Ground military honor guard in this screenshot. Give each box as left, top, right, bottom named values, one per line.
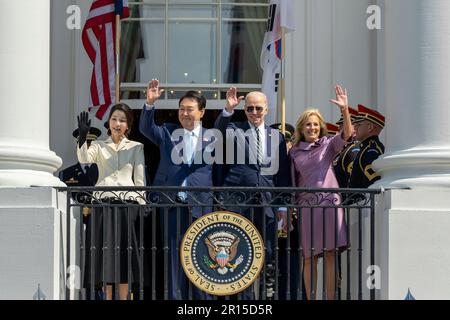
left=59, top=126, right=102, bottom=299
left=269, top=122, right=301, bottom=299
left=348, top=104, right=385, bottom=188
left=270, top=122, right=296, bottom=151
left=332, top=107, right=360, bottom=189
left=59, top=127, right=102, bottom=204
left=326, top=122, right=340, bottom=136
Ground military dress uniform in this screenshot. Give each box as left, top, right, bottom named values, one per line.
left=348, top=104, right=385, bottom=189
left=332, top=106, right=363, bottom=189
left=326, top=122, right=340, bottom=136
left=330, top=107, right=360, bottom=299
left=270, top=123, right=300, bottom=299
left=345, top=106, right=385, bottom=298
left=59, top=162, right=99, bottom=215
left=59, top=127, right=101, bottom=299
left=348, top=135, right=384, bottom=188
left=333, top=142, right=360, bottom=189
left=59, top=163, right=98, bottom=190
left=59, top=127, right=101, bottom=216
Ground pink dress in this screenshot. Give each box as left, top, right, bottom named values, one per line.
left=289, top=134, right=348, bottom=258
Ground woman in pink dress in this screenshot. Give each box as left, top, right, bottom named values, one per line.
left=289, top=85, right=353, bottom=300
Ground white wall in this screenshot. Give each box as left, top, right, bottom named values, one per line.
left=285, top=0, right=379, bottom=128
left=51, top=0, right=107, bottom=174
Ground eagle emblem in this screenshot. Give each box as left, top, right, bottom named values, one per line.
left=204, top=231, right=243, bottom=275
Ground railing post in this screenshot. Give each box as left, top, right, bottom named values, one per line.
left=65, top=189, right=71, bottom=300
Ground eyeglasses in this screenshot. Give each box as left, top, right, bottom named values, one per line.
left=245, top=105, right=265, bottom=113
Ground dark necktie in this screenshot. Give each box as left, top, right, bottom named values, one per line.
left=256, top=127, right=263, bottom=165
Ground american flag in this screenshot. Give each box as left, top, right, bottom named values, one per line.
left=82, top=0, right=130, bottom=120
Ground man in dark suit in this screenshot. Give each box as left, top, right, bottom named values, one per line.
left=214, top=87, right=291, bottom=299
left=139, top=79, right=213, bottom=300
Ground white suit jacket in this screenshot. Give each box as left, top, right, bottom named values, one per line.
left=77, top=137, right=146, bottom=202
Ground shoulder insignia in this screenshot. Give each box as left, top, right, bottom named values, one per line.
left=364, top=164, right=380, bottom=181
left=347, top=161, right=354, bottom=175
left=333, top=157, right=339, bottom=166
left=369, top=140, right=384, bottom=154
left=366, top=148, right=381, bottom=154
left=340, top=143, right=355, bottom=171
left=65, top=177, right=79, bottom=184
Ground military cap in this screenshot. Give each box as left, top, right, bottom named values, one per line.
left=352, top=104, right=385, bottom=128
left=326, top=122, right=340, bottom=136
left=270, top=122, right=295, bottom=141
left=72, top=127, right=102, bottom=141
left=336, top=106, right=359, bottom=125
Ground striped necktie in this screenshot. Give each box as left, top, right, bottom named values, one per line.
left=256, top=127, right=263, bottom=165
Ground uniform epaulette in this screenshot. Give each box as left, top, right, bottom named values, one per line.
left=358, top=142, right=381, bottom=182
left=368, top=139, right=384, bottom=154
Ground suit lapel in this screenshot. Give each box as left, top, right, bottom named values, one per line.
left=105, top=137, right=115, bottom=150
left=169, top=125, right=183, bottom=158
left=116, top=137, right=130, bottom=151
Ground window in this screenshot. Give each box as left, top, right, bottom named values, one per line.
left=120, top=0, right=269, bottom=108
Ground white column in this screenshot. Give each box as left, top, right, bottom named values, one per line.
left=373, top=0, right=450, bottom=188
left=372, top=0, right=450, bottom=300
left=0, top=0, right=63, bottom=186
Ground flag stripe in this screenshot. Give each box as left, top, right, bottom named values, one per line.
left=82, top=0, right=129, bottom=120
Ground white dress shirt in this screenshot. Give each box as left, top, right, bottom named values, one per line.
left=248, top=122, right=266, bottom=163
left=221, top=108, right=267, bottom=162
left=221, top=109, right=286, bottom=213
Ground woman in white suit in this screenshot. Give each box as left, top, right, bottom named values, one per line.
left=77, top=103, right=146, bottom=300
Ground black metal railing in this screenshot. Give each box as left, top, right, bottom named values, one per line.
left=57, top=186, right=381, bottom=300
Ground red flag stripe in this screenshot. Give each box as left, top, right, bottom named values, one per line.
left=82, top=0, right=129, bottom=120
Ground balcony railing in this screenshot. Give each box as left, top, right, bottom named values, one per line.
left=57, top=186, right=381, bottom=300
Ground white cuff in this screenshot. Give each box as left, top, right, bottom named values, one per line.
left=222, top=109, right=234, bottom=117
left=144, top=103, right=155, bottom=110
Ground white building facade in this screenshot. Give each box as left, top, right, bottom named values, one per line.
left=1, top=0, right=450, bottom=299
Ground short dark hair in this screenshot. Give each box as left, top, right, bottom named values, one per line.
left=106, top=103, right=134, bottom=137
left=178, top=91, right=207, bottom=110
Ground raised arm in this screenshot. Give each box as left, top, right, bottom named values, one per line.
left=330, top=84, right=352, bottom=141
left=146, top=78, right=164, bottom=105
left=76, top=111, right=98, bottom=163
left=214, top=87, right=244, bottom=131
left=225, top=87, right=244, bottom=113
left=139, top=79, right=166, bottom=144
left=77, top=111, right=90, bottom=148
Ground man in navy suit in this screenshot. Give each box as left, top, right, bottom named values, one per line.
left=214, top=87, right=291, bottom=299
left=139, top=79, right=213, bottom=300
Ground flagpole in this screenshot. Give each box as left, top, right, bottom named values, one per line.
left=280, top=27, right=286, bottom=135
left=115, top=14, right=121, bottom=103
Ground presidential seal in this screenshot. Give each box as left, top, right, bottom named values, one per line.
left=181, top=211, right=265, bottom=296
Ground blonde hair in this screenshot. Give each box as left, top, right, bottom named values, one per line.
left=293, top=109, right=328, bottom=145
